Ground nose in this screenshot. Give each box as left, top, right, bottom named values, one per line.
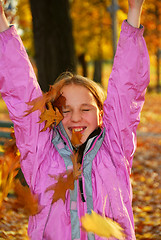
left=71, top=110, right=81, bottom=122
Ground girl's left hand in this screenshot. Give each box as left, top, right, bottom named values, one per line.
left=128, top=0, right=145, bottom=10
left=127, top=0, right=145, bottom=27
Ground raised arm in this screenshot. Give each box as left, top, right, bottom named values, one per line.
left=127, top=0, right=145, bottom=28
left=0, top=2, right=47, bottom=186
left=0, top=1, right=9, bottom=32
left=103, top=0, right=150, bottom=172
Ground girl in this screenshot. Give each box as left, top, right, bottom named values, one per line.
left=0, top=0, right=149, bottom=239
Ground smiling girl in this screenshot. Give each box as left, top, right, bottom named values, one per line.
left=0, top=0, right=149, bottom=239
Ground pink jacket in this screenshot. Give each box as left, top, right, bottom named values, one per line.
left=0, top=20, right=150, bottom=240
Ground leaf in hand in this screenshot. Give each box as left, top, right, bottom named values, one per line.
left=46, top=170, right=75, bottom=204
left=81, top=210, right=125, bottom=239
left=71, top=129, right=82, bottom=147
left=38, top=102, right=63, bottom=131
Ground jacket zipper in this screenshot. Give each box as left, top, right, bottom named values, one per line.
left=80, top=130, right=103, bottom=203
left=42, top=204, right=52, bottom=240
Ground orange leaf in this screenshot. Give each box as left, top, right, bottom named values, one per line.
left=46, top=170, right=75, bottom=204
left=46, top=151, right=82, bottom=204
left=24, top=93, right=49, bottom=115
left=14, top=180, right=41, bottom=216
left=52, top=93, right=66, bottom=114
left=71, top=129, right=82, bottom=147
left=0, top=136, right=20, bottom=208
left=71, top=152, right=81, bottom=179
left=38, top=103, right=63, bottom=131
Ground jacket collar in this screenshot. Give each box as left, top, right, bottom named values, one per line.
left=52, top=121, right=104, bottom=156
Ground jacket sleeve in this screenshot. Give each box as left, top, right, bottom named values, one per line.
left=0, top=26, right=48, bottom=186
left=103, top=20, right=150, bottom=173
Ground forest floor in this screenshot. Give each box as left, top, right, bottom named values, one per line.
left=0, top=92, right=161, bottom=240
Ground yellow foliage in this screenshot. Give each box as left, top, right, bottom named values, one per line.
left=81, top=210, right=124, bottom=239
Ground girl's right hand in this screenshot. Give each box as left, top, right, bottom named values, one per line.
left=0, top=1, right=3, bottom=15
left=0, top=0, right=9, bottom=32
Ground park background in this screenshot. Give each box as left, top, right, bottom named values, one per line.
left=0, top=0, right=161, bottom=239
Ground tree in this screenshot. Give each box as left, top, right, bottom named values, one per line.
left=29, top=0, right=76, bottom=92
left=71, top=0, right=112, bottom=84
left=16, top=0, right=34, bottom=57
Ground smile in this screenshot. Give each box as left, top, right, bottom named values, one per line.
left=69, top=127, right=86, bottom=133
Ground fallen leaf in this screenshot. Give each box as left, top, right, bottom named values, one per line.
left=38, top=103, right=63, bottom=131
left=46, top=170, right=75, bottom=203
left=71, top=152, right=81, bottom=179
left=51, top=93, right=66, bottom=114
left=46, top=151, right=81, bottom=204
left=14, top=180, right=41, bottom=216
left=81, top=210, right=124, bottom=239
left=25, top=93, right=49, bottom=115
left=0, top=135, right=20, bottom=209
left=71, top=129, right=82, bottom=146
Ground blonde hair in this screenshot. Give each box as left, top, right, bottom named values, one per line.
left=53, top=72, right=106, bottom=111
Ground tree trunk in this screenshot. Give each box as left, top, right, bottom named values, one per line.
left=78, top=53, right=87, bottom=77
left=93, top=59, right=102, bottom=84
left=29, top=0, right=76, bottom=92
left=156, top=50, right=161, bottom=92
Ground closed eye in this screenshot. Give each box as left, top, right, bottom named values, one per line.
left=63, top=110, right=70, bottom=114
left=82, top=109, right=90, bottom=112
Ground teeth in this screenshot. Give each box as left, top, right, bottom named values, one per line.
left=74, top=128, right=83, bottom=132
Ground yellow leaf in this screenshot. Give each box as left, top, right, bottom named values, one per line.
left=142, top=206, right=153, bottom=212
left=81, top=210, right=124, bottom=239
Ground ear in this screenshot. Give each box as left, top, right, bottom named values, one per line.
left=99, top=110, right=103, bottom=126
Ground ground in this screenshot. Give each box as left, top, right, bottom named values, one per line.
left=0, top=92, right=161, bottom=239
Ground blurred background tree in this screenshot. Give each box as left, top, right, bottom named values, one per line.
left=4, top=0, right=161, bottom=91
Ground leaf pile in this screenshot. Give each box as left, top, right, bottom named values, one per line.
left=132, top=136, right=161, bottom=240
left=132, top=93, right=161, bottom=239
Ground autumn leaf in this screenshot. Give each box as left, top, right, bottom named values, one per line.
left=3, top=131, right=19, bottom=156
left=38, top=103, right=63, bottom=131
left=0, top=136, right=20, bottom=209
left=81, top=210, right=124, bottom=239
left=46, top=150, right=81, bottom=204
left=24, top=86, right=66, bottom=116
left=51, top=93, right=66, bottom=114
left=24, top=93, right=49, bottom=115
left=14, top=180, right=41, bottom=216
left=71, top=129, right=82, bottom=146
left=46, top=170, right=75, bottom=203
left=71, top=152, right=81, bottom=179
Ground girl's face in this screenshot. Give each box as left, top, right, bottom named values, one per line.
left=61, top=84, right=102, bottom=144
